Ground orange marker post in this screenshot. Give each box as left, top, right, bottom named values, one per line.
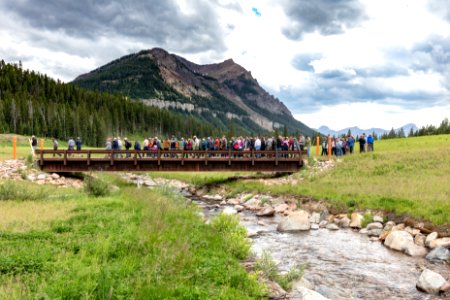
left=316, top=136, right=319, bottom=156
left=13, top=136, right=17, bottom=160
left=40, top=138, right=44, bottom=150
left=327, top=135, right=331, bottom=161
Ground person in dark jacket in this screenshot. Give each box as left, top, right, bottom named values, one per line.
left=134, top=140, right=142, bottom=158
left=359, top=134, right=366, bottom=153
left=75, top=137, right=82, bottom=151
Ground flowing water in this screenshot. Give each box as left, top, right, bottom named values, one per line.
left=198, top=201, right=450, bottom=300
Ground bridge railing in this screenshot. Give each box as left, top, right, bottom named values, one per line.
left=35, top=149, right=306, bottom=166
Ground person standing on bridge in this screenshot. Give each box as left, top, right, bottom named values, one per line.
left=52, top=137, right=61, bottom=157
left=75, top=137, right=82, bottom=151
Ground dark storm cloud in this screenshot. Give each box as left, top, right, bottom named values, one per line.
left=1, top=0, right=226, bottom=54
left=281, top=0, right=367, bottom=40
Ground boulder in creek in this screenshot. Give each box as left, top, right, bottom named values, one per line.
left=384, top=221, right=396, bottom=231
left=373, top=215, right=384, bottom=223
left=37, top=173, right=47, bottom=180
left=290, top=286, right=331, bottom=300
left=359, top=228, right=369, bottom=235
left=235, top=205, right=244, bottom=212
left=428, top=237, right=450, bottom=249
left=311, top=224, right=319, bottom=230
left=265, top=280, right=287, bottom=299
left=405, top=226, right=421, bottom=236
left=51, top=173, right=60, bottom=179
left=416, top=269, right=447, bottom=295
left=366, top=222, right=383, bottom=230
left=309, top=212, right=321, bottom=224
left=367, top=228, right=383, bottom=237
left=414, top=234, right=426, bottom=247
left=425, top=246, right=450, bottom=262
left=202, top=194, right=222, bottom=201
left=384, top=231, right=414, bottom=252
left=404, top=244, right=428, bottom=257
left=274, top=203, right=289, bottom=214
left=256, top=207, right=275, bottom=217
left=378, top=230, right=390, bottom=241
left=226, top=198, right=240, bottom=205
left=392, top=223, right=405, bottom=231
left=326, top=223, right=339, bottom=230
left=425, top=232, right=438, bottom=247
left=350, top=213, right=363, bottom=228
left=277, top=210, right=311, bottom=232
left=337, top=216, right=350, bottom=228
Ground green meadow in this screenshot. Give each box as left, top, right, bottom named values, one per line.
left=0, top=178, right=264, bottom=299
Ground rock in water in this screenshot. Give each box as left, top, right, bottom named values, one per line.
left=428, top=237, right=450, bottom=249
left=416, top=269, right=447, bottom=295
left=265, top=280, right=287, bottom=299
left=425, top=232, right=438, bottom=247
left=425, top=247, right=450, bottom=262
left=404, top=244, right=427, bottom=257
left=350, top=213, right=363, bottom=228
left=256, top=207, right=275, bottom=217
left=291, top=286, right=331, bottom=300
left=326, top=223, right=339, bottom=230
left=384, top=231, right=414, bottom=252
left=277, top=210, right=311, bottom=232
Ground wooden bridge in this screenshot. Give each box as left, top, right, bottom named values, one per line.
left=34, top=149, right=306, bottom=172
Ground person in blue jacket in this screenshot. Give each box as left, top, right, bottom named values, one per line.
left=367, top=134, right=374, bottom=152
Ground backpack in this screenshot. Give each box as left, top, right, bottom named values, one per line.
left=233, top=142, right=239, bottom=150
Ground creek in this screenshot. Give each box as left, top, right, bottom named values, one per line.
left=195, top=200, right=450, bottom=300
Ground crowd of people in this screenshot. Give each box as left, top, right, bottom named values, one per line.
left=321, top=133, right=375, bottom=156
left=42, top=133, right=375, bottom=158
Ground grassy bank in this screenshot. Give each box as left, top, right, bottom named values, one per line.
left=150, top=135, right=450, bottom=226
left=0, top=178, right=264, bottom=299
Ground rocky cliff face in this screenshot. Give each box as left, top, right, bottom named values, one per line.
left=73, top=48, right=313, bottom=135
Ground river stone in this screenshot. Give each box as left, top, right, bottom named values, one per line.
left=291, top=277, right=315, bottom=290
left=37, top=173, right=47, bottom=180
left=405, top=226, right=421, bottom=236
left=319, top=220, right=328, bottom=228
left=359, top=228, right=369, bottom=234
left=326, top=223, right=339, bottom=230
left=265, top=280, right=287, bottom=299
left=373, top=215, right=384, bottom=223
left=256, top=207, right=275, bottom=217
left=277, top=210, right=311, bottom=232
left=384, top=221, right=396, bottom=231
left=311, top=223, right=319, bottom=230
left=367, top=228, right=382, bottom=237
left=292, top=287, right=331, bottom=300
left=428, top=237, right=450, bottom=249
left=366, top=222, right=383, bottom=230
left=203, top=194, right=222, bottom=201
left=310, top=212, right=321, bottom=224
left=384, top=231, right=414, bottom=252
left=235, top=205, right=244, bottom=212
left=350, top=213, right=363, bottom=228
left=51, top=173, right=60, bottom=179
left=144, top=180, right=155, bottom=187
left=416, top=269, right=447, bottom=295
left=337, top=216, right=350, bottom=228
left=414, top=234, right=426, bottom=247
left=425, top=246, right=450, bottom=262
left=405, top=244, right=428, bottom=257
left=274, top=203, right=289, bottom=214
left=425, top=232, right=438, bottom=247
left=392, top=223, right=405, bottom=231
left=378, top=230, right=390, bottom=241
left=227, top=199, right=240, bottom=205
left=222, top=206, right=237, bottom=215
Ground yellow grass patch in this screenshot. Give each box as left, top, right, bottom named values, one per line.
left=0, top=201, right=76, bottom=232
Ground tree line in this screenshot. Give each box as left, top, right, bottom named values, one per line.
left=380, top=119, right=450, bottom=140
left=0, top=60, right=248, bottom=146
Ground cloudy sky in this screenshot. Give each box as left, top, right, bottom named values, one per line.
left=1, top=0, right=449, bottom=130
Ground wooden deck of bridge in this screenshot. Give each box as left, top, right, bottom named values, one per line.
left=34, top=149, right=306, bottom=172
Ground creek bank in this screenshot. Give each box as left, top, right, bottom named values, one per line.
left=0, top=159, right=83, bottom=188
left=121, top=173, right=450, bottom=299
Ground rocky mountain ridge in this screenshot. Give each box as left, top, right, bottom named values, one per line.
left=73, top=48, right=314, bottom=136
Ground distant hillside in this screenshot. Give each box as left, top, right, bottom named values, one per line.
left=72, top=48, right=315, bottom=137
left=316, top=124, right=419, bottom=137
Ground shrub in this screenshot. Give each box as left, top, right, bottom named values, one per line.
left=84, top=176, right=110, bottom=197
left=210, top=213, right=250, bottom=259
left=0, top=181, right=45, bottom=201
left=361, top=213, right=373, bottom=228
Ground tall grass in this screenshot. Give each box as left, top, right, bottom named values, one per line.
left=0, top=178, right=264, bottom=299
